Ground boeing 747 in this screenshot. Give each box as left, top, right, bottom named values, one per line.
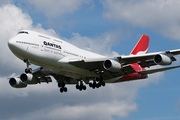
left=8, top=30, right=180, bottom=93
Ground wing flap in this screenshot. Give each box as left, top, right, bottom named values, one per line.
left=138, top=60, right=156, bottom=68
left=122, top=65, right=136, bottom=75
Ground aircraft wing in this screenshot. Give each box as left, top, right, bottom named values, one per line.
left=70, top=49, right=180, bottom=68
left=138, top=65, right=180, bottom=74
left=69, top=49, right=180, bottom=77
left=118, top=49, right=180, bottom=67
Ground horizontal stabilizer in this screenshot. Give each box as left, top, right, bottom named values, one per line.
left=138, top=65, right=180, bottom=74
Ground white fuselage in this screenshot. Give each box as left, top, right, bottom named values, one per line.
left=8, top=31, right=179, bottom=92
left=8, top=30, right=107, bottom=79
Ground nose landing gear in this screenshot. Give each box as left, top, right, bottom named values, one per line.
left=24, top=59, right=32, bottom=73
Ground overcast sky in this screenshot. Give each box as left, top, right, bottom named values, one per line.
left=1, top=0, right=180, bottom=120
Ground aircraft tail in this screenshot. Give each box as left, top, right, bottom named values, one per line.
left=130, top=35, right=150, bottom=55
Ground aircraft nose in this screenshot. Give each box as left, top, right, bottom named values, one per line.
left=8, top=38, right=16, bottom=50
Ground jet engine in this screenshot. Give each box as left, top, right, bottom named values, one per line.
left=20, top=73, right=52, bottom=84
left=9, top=77, right=27, bottom=88
left=154, top=54, right=172, bottom=65
left=103, top=59, right=121, bottom=72
left=20, top=73, right=39, bottom=84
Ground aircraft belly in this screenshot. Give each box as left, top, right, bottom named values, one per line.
left=104, top=76, right=123, bottom=83
left=55, top=65, right=98, bottom=79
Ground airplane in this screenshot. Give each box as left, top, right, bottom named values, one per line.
left=8, top=30, right=180, bottom=93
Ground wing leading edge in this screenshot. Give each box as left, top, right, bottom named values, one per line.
left=138, top=65, right=180, bottom=74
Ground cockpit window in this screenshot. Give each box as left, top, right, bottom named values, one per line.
left=18, top=31, right=29, bottom=34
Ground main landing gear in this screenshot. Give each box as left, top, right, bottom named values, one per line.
left=58, top=82, right=67, bottom=93
left=24, top=59, right=32, bottom=73
left=76, top=80, right=86, bottom=91
left=75, top=77, right=105, bottom=92
left=57, top=76, right=106, bottom=93
left=89, top=77, right=105, bottom=89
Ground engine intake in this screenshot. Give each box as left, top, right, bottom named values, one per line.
left=103, top=59, right=121, bottom=72
left=20, top=73, right=52, bottom=84
left=154, top=54, right=172, bottom=65
left=20, top=73, right=38, bottom=84
left=9, top=77, right=27, bottom=88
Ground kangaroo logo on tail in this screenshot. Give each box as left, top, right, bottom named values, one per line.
left=130, top=35, right=150, bottom=55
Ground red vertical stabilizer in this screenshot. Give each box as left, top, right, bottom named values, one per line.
left=130, top=35, right=150, bottom=55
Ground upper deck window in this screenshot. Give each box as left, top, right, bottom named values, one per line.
left=18, top=31, right=29, bottom=34
left=38, top=35, right=50, bottom=39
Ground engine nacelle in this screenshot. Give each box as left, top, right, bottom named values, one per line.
left=154, top=54, right=172, bottom=65
left=9, top=77, right=27, bottom=88
left=20, top=73, right=38, bottom=84
left=103, top=59, right=122, bottom=72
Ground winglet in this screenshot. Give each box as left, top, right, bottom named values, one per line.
left=130, top=35, right=150, bottom=55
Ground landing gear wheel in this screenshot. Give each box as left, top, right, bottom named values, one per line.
left=29, top=68, right=32, bottom=73
left=76, top=84, right=79, bottom=89
left=83, top=85, right=86, bottom=90
left=60, top=88, right=64, bottom=93
left=76, top=80, right=87, bottom=91
left=89, top=83, right=93, bottom=87
left=58, top=81, right=68, bottom=93
left=80, top=83, right=83, bottom=88
left=79, top=87, right=82, bottom=91
left=93, top=81, right=96, bottom=86
left=24, top=59, right=32, bottom=73
left=98, top=82, right=101, bottom=87
left=25, top=68, right=28, bottom=73
left=60, top=87, right=68, bottom=93
left=89, top=76, right=105, bottom=89
left=96, top=84, right=100, bottom=88
left=64, top=87, right=67, bottom=92
left=25, top=68, right=32, bottom=73
left=102, top=81, right=105, bottom=86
